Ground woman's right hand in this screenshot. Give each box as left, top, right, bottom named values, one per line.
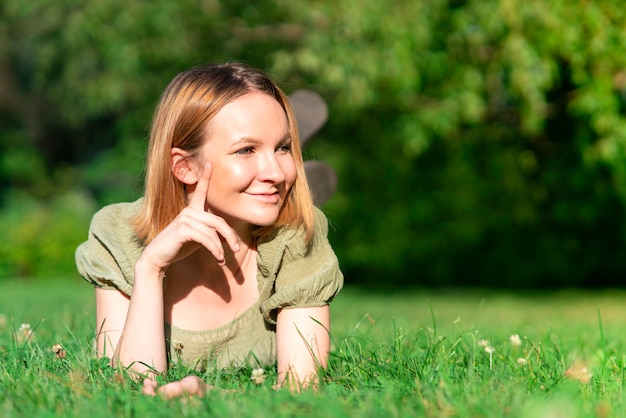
left=138, top=163, right=240, bottom=274
left=104, top=164, right=241, bottom=374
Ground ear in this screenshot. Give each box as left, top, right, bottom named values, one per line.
left=171, top=147, right=199, bottom=185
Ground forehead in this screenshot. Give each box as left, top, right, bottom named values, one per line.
left=206, top=92, right=289, bottom=142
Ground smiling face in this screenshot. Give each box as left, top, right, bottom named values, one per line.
left=199, top=92, right=297, bottom=233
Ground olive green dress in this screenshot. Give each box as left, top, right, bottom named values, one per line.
left=75, top=199, right=343, bottom=370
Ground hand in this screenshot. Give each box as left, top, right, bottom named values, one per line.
left=139, top=163, right=240, bottom=272
left=142, top=376, right=210, bottom=399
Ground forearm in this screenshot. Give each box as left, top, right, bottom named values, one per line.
left=276, top=306, right=331, bottom=390
left=114, top=261, right=167, bottom=375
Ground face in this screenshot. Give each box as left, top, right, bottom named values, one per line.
left=199, top=92, right=296, bottom=232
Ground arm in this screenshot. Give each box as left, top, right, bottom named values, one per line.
left=100, top=267, right=208, bottom=399
left=116, top=262, right=167, bottom=374
left=276, top=305, right=331, bottom=390
left=94, top=163, right=238, bottom=377
left=94, top=264, right=167, bottom=375
left=94, top=287, right=129, bottom=359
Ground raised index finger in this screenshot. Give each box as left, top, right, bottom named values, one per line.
left=189, top=163, right=211, bottom=210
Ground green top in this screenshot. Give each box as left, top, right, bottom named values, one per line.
left=75, top=199, right=343, bottom=370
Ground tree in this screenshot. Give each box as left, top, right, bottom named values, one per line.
left=2, top=0, right=626, bottom=286
left=0, top=0, right=302, bottom=277
left=272, top=0, right=626, bottom=286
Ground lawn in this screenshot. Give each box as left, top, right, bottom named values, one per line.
left=1, top=279, right=625, bottom=417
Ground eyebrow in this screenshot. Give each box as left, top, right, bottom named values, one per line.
left=231, top=132, right=291, bottom=147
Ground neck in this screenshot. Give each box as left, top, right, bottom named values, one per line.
left=166, top=237, right=255, bottom=292
left=198, top=234, right=256, bottom=274
left=163, top=235, right=258, bottom=306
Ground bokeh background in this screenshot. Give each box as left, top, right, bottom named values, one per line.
left=2, top=0, right=626, bottom=288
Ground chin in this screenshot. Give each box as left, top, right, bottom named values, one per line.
left=246, top=209, right=281, bottom=227
left=250, top=215, right=281, bottom=227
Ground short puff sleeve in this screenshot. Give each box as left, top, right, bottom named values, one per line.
left=75, top=200, right=145, bottom=296
left=258, top=207, right=343, bottom=323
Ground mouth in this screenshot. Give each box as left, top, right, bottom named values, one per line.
left=247, top=191, right=281, bottom=204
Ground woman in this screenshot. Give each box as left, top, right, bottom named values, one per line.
left=75, top=63, right=343, bottom=395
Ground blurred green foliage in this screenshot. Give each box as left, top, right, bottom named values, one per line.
left=2, top=0, right=626, bottom=287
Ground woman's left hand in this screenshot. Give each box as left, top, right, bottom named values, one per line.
left=142, top=376, right=210, bottom=399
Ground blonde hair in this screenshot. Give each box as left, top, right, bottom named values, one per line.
left=133, top=63, right=315, bottom=243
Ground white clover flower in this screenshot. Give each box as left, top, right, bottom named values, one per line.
left=172, top=340, right=184, bottom=353
left=478, top=339, right=489, bottom=348
left=484, top=346, right=495, bottom=354
left=509, top=334, right=522, bottom=347
left=250, top=368, right=266, bottom=385
left=16, top=323, right=33, bottom=344
left=52, top=343, right=66, bottom=359
left=19, top=323, right=32, bottom=338
left=517, top=358, right=528, bottom=366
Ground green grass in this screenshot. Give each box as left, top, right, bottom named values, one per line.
left=1, top=280, right=626, bottom=417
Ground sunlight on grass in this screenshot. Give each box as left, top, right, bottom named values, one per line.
left=333, top=287, right=626, bottom=332
left=1, top=280, right=626, bottom=417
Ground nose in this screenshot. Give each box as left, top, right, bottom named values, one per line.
left=258, top=152, right=286, bottom=183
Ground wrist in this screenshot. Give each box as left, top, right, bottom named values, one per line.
left=134, top=257, right=167, bottom=285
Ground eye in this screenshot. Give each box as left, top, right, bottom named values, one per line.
left=277, top=143, right=292, bottom=153
left=235, top=147, right=254, bottom=155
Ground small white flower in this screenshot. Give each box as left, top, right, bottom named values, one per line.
left=478, top=339, right=489, bottom=348
left=52, top=343, right=66, bottom=359
left=509, top=334, right=522, bottom=347
left=172, top=340, right=184, bottom=353
left=484, top=346, right=495, bottom=354
left=19, top=323, right=32, bottom=337
left=16, top=323, right=33, bottom=344
left=517, top=358, right=528, bottom=366
left=250, top=368, right=266, bottom=385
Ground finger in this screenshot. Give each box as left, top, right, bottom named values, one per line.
left=189, top=162, right=211, bottom=210
left=157, top=381, right=186, bottom=399
left=208, top=216, right=240, bottom=253
left=181, top=376, right=209, bottom=397
left=155, top=377, right=209, bottom=399
left=191, top=216, right=240, bottom=256
left=179, top=208, right=240, bottom=254
left=177, top=220, right=226, bottom=264
left=142, top=378, right=158, bottom=396
left=184, top=163, right=240, bottom=253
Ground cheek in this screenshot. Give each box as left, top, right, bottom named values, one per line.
left=282, top=158, right=297, bottom=186
left=227, top=163, right=248, bottom=179
left=211, top=161, right=247, bottom=182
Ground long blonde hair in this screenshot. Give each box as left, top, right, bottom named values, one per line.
left=133, top=63, right=314, bottom=243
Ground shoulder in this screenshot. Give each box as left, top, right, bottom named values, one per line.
left=256, top=206, right=340, bottom=284
left=76, top=199, right=145, bottom=295
left=87, top=198, right=146, bottom=268
left=258, top=207, right=330, bottom=264
left=311, top=206, right=330, bottom=237
left=89, top=199, right=144, bottom=237
left=257, top=207, right=343, bottom=322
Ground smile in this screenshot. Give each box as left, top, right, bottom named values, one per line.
left=247, top=192, right=280, bottom=204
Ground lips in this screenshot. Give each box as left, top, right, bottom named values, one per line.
left=247, top=191, right=280, bottom=204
